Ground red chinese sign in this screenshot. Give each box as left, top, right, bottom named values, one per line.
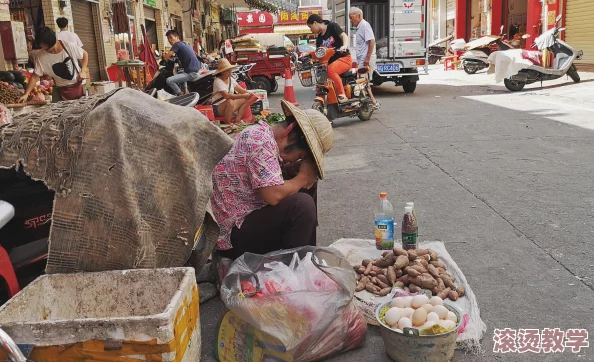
left=277, top=7, right=321, bottom=25
left=237, top=11, right=274, bottom=27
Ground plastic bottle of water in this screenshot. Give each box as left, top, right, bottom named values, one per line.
left=374, top=192, right=395, bottom=250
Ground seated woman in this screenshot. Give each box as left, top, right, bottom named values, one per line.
left=211, top=100, right=334, bottom=260
left=210, top=59, right=253, bottom=124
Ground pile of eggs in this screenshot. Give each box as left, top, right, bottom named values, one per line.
left=382, top=295, right=458, bottom=333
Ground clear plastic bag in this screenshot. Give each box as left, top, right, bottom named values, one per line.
left=217, top=246, right=367, bottom=362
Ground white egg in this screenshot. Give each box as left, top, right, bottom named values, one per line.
left=400, top=307, right=415, bottom=319
left=398, top=317, right=412, bottom=330
left=403, top=296, right=413, bottom=308
left=391, top=297, right=406, bottom=309
left=426, top=312, right=440, bottom=322
left=385, top=308, right=402, bottom=326
left=412, top=308, right=428, bottom=326
left=411, top=295, right=429, bottom=309
left=446, top=311, right=458, bottom=323
left=420, top=304, right=434, bottom=313
left=432, top=305, right=449, bottom=319
left=429, top=296, right=444, bottom=306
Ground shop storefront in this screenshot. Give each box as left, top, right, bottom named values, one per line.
left=564, top=0, right=594, bottom=67
left=71, top=0, right=105, bottom=82
left=237, top=10, right=273, bottom=35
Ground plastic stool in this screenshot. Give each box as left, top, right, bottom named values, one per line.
left=0, top=246, right=19, bottom=298
left=444, top=56, right=458, bottom=71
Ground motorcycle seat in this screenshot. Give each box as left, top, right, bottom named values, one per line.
left=188, top=70, right=215, bottom=82
left=340, top=70, right=355, bottom=78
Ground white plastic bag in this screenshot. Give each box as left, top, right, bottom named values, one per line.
left=157, top=89, right=175, bottom=100
left=255, top=259, right=303, bottom=293
left=294, top=252, right=339, bottom=292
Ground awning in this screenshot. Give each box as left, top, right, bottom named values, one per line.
left=274, top=25, right=312, bottom=35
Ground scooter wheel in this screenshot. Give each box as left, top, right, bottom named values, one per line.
left=504, top=78, right=526, bottom=92
left=463, top=64, right=479, bottom=74
left=567, top=66, right=580, bottom=83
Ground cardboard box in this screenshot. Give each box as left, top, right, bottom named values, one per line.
left=89, top=81, right=117, bottom=95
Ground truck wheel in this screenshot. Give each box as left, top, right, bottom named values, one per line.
left=402, top=81, right=417, bottom=93
left=567, top=65, right=580, bottom=83
left=504, top=78, right=526, bottom=92
left=271, top=79, right=279, bottom=92
left=252, top=76, right=272, bottom=94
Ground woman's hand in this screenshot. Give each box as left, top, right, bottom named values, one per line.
left=242, top=93, right=252, bottom=99
left=17, top=93, right=29, bottom=104
left=338, top=45, right=348, bottom=52
left=298, top=160, right=319, bottom=189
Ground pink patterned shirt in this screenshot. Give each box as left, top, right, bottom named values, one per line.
left=211, top=122, right=284, bottom=250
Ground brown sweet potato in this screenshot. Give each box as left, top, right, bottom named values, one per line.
left=408, top=283, right=421, bottom=293
left=372, top=266, right=384, bottom=274
left=438, top=287, right=451, bottom=300
left=395, top=281, right=405, bottom=289
left=407, top=249, right=418, bottom=261
left=407, top=268, right=421, bottom=277
left=449, top=290, right=459, bottom=301
left=380, top=287, right=392, bottom=296
left=421, top=254, right=431, bottom=262
left=375, top=254, right=396, bottom=268
left=382, top=251, right=391, bottom=257
left=377, top=274, right=390, bottom=285
left=430, top=260, right=446, bottom=270
left=418, top=258, right=429, bottom=269
left=441, top=273, right=456, bottom=289
left=377, top=279, right=390, bottom=289
left=397, top=274, right=410, bottom=286
left=431, top=287, right=439, bottom=295
left=366, top=283, right=380, bottom=294
left=428, top=264, right=441, bottom=279
left=356, top=274, right=362, bottom=282
left=416, top=249, right=429, bottom=256
left=362, top=259, right=371, bottom=267
left=381, top=268, right=388, bottom=277
left=369, top=271, right=377, bottom=277
left=456, top=287, right=466, bottom=297
left=355, top=276, right=369, bottom=292
left=428, top=249, right=438, bottom=262
left=394, top=255, right=410, bottom=269
left=371, top=277, right=379, bottom=285
left=437, top=278, right=446, bottom=291
left=409, top=274, right=438, bottom=290
left=396, top=269, right=403, bottom=278
left=364, top=262, right=373, bottom=275
left=387, top=266, right=397, bottom=285
left=393, top=247, right=408, bottom=257
left=411, top=264, right=428, bottom=274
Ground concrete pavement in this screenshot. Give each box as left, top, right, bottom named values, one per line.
left=200, top=65, right=594, bottom=361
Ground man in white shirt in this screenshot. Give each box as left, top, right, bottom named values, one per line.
left=349, top=7, right=376, bottom=71
left=56, top=18, right=83, bottom=48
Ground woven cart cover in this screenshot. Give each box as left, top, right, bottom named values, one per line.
left=0, top=89, right=233, bottom=274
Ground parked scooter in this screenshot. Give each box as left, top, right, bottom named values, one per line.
left=460, top=26, right=513, bottom=74
left=502, top=14, right=583, bottom=92
left=310, top=48, right=378, bottom=123
left=428, top=35, right=454, bottom=65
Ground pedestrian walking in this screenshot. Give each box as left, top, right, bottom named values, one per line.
left=56, top=17, right=83, bottom=48
left=349, top=7, right=376, bottom=72
left=18, top=27, right=89, bottom=103
left=162, top=30, right=201, bottom=96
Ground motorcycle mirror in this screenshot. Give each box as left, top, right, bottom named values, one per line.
left=154, top=49, right=161, bottom=57
left=556, top=14, right=562, bottom=23
left=558, top=27, right=566, bottom=32
left=500, top=25, right=504, bottom=33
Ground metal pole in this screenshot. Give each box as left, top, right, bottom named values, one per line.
left=0, top=328, right=27, bottom=362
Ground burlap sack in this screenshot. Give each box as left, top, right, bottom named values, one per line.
left=0, top=89, right=233, bottom=274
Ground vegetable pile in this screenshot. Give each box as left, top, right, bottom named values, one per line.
left=354, top=247, right=466, bottom=301
left=0, top=82, right=21, bottom=104
left=379, top=295, right=459, bottom=334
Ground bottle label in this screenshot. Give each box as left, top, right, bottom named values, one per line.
left=402, top=232, right=418, bottom=247
left=375, top=218, right=394, bottom=249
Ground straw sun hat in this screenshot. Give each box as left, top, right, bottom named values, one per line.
left=280, top=100, right=334, bottom=179
left=213, top=58, right=238, bottom=75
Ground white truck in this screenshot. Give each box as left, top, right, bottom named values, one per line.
left=347, top=0, right=429, bottom=93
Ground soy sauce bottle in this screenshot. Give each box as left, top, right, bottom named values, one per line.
left=402, top=206, right=418, bottom=250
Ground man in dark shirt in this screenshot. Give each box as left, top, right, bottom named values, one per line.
left=307, top=14, right=352, bottom=102
left=162, top=30, right=202, bottom=95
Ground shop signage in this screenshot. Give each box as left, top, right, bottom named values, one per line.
left=277, top=7, right=321, bottom=25
left=237, top=11, right=274, bottom=27
left=211, top=3, right=220, bottom=23
left=145, top=0, right=156, bottom=7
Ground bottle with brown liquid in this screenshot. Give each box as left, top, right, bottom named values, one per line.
left=402, top=206, right=418, bottom=250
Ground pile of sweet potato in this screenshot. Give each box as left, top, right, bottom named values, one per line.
left=354, top=248, right=465, bottom=301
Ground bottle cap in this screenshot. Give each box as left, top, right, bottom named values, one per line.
left=406, top=202, right=415, bottom=208
left=380, top=192, right=388, bottom=198
left=404, top=206, right=412, bottom=213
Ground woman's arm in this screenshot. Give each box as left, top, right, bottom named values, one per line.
left=79, top=50, right=89, bottom=80
left=18, top=73, right=40, bottom=103
left=259, top=160, right=318, bottom=205
left=339, top=32, right=349, bottom=50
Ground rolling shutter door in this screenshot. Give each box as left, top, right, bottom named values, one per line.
left=71, top=0, right=102, bottom=81
left=144, top=6, right=156, bottom=20
left=565, top=0, right=594, bottom=65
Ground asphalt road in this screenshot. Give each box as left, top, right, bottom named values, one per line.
left=200, top=65, right=594, bottom=361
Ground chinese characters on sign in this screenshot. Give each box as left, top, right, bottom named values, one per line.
left=277, top=9, right=321, bottom=25
left=237, top=11, right=274, bottom=27
left=493, top=328, right=589, bottom=354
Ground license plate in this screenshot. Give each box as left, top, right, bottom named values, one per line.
left=301, top=71, right=312, bottom=79
left=377, top=63, right=400, bottom=73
